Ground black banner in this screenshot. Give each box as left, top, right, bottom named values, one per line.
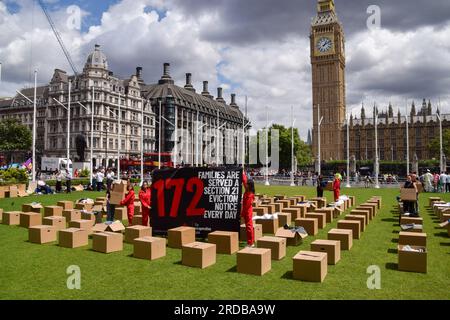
left=151, top=167, right=242, bottom=237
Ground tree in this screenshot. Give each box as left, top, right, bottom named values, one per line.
left=0, top=119, right=32, bottom=163
left=428, top=129, right=450, bottom=159
left=270, top=124, right=313, bottom=170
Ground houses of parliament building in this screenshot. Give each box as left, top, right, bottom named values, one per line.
left=311, top=0, right=448, bottom=163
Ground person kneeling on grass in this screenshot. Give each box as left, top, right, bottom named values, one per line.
left=242, top=171, right=255, bottom=248
left=139, top=180, right=151, bottom=227
left=120, top=180, right=135, bottom=225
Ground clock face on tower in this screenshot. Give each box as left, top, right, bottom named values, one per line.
left=314, top=35, right=335, bottom=56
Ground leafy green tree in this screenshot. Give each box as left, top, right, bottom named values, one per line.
left=0, top=119, right=32, bottom=163
left=270, top=124, right=313, bottom=170
left=428, top=129, right=450, bottom=159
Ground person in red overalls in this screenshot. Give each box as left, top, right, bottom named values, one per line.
left=333, top=173, right=341, bottom=202
left=120, top=180, right=135, bottom=225
left=139, top=180, right=151, bottom=226
left=242, top=171, right=255, bottom=247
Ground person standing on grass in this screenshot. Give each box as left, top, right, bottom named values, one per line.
left=317, top=175, right=325, bottom=198
left=333, top=173, right=341, bottom=202
left=106, top=185, right=115, bottom=222
left=446, top=172, right=450, bottom=193
left=120, top=180, right=135, bottom=225
left=65, top=169, right=72, bottom=193
left=242, top=171, right=255, bottom=248
left=403, top=175, right=418, bottom=216
left=97, top=169, right=104, bottom=191
left=139, top=181, right=151, bottom=227
left=55, top=170, right=63, bottom=193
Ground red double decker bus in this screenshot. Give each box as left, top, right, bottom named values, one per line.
left=120, top=152, right=173, bottom=172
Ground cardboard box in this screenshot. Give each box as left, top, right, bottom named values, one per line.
left=282, top=208, right=301, bottom=220
left=182, top=242, right=216, bottom=269
left=63, top=209, right=81, bottom=222
left=258, top=204, right=276, bottom=214
left=75, top=202, right=94, bottom=211
left=328, top=228, right=353, bottom=250
left=274, top=194, right=286, bottom=200
left=132, top=215, right=147, bottom=226
left=275, top=228, right=307, bottom=246
left=168, top=226, right=196, bottom=248
left=400, top=216, right=423, bottom=225
left=20, top=212, right=42, bottom=228
left=96, top=197, right=107, bottom=202
left=314, top=208, right=334, bottom=223
left=441, top=213, right=450, bottom=223
left=125, top=225, right=152, bottom=243
left=57, top=201, right=74, bottom=210
left=357, top=205, right=374, bottom=220
left=277, top=212, right=291, bottom=227
left=0, top=208, right=3, bottom=222
left=28, top=225, right=57, bottom=244
left=253, top=207, right=268, bottom=216
left=345, top=215, right=366, bottom=232
left=92, top=231, right=123, bottom=253
left=310, top=197, right=326, bottom=209
left=415, top=182, right=424, bottom=193
left=428, top=197, right=441, bottom=207
left=43, top=216, right=67, bottom=231
left=69, top=219, right=94, bottom=234
left=361, top=203, right=378, bottom=216
left=7, top=185, right=18, bottom=198
left=257, top=236, right=286, bottom=260
left=293, top=195, right=306, bottom=202
left=81, top=211, right=96, bottom=223
left=399, top=231, right=427, bottom=247
left=2, top=211, right=21, bottom=225
left=44, top=206, right=63, bottom=217
left=106, top=221, right=125, bottom=233
left=337, top=220, right=361, bottom=239
left=22, top=203, right=43, bottom=214
left=240, top=223, right=263, bottom=242
left=133, top=236, right=166, bottom=260
left=208, top=231, right=239, bottom=254
left=350, top=209, right=370, bottom=224
left=134, top=202, right=142, bottom=214
left=398, top=245, right=427, bottom=273
left=276, top=200, right=291, bottom=209
left=292, top=204, right=308, bottom=218
left=257, top=218, right=278, bottom=234
left=73, top=185, right=84, bottom=192
left=91, top=205, right=103, bottom=213
left=293, top=251, right=327, bottom=282
left=295, top=218, right=318, bottom=236
left=92, top=223, right=108, bottom=233
left=237, top=247, right=271, bottom=276
left=311, top=239, right=341, bottom=265
left=58, top=228, right=88, bottom=248
left=110, top=191, right=126, bottom=205
left=0, top=190, right=5, bottom=199
left=325, top=181, right=333, bottom=191
left=349, top=196, right=356, bottom=207
left=400, top=188, right=417, bottom=201
left=368, top=198, right=381, bottom=209
left=112, top=181, right=127, bottom=193
left=306, top=201, right=318, bottom=212
left=305, top=213, right=326, bottom=229
left=114, top=207, right=128, bottom=220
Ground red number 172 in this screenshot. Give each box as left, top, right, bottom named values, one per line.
left=153, top=177, right=205, bottom=218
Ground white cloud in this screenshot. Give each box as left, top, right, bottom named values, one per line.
left=1, top=0, right=449, bottom=141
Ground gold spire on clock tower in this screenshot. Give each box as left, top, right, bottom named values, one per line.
left=311, top=0, right=346, bottom=162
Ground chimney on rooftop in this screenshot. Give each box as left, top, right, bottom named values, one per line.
left=184, top=73, right=195, bottom=92
left=158, top=62, right=174, bottom=85
left=216, top=87, right=225, bottom=103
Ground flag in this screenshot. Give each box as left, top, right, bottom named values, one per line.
left=23, top=158, right=33, bottom=170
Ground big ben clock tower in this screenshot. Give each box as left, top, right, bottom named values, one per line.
left=311, top=0, right=346, bottom=161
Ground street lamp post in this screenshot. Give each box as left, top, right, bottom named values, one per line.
left=290, top=106, right=296, bottom=187
left=158, top=100, right=162, bottom=169
left=374, top=105, right=380, bottom=189
left=67, top=81, right=71, bottom=173
left=76, top=99, right=94, bottom=186
left=406, top=101, right=410, bottom=175
left=266, top=108, right=269, bottom=186
left=317, top=104, right=324, bottom=176
left=117, top=92, right=121, bottom=179
left=437, top=112, right=444, bottom=173
left=345, top=113, right=351, bottom=188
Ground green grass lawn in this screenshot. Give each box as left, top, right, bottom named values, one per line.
left=0, top=186, right=449, bottom=300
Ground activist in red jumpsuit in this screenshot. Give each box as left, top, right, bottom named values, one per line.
left=241, top=172, right=255, bottom=247
left=120, top=181, right=135, bottom=225
left=139, top=181, right=151, bottom=226
left=333, top=174, right=341, bottom=202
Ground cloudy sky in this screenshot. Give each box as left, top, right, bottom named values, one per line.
left=1, top=0, right=450, bottom=139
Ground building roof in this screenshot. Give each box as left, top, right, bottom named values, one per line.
left=143, top=82, right=244, bottom=123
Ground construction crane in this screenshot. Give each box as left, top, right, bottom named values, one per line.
left=38, top=0, right=79, bottom=76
